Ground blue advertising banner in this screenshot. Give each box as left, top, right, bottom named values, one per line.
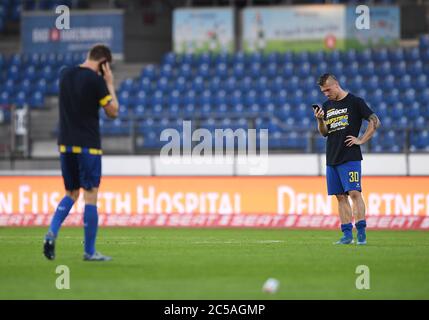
left=21, top=10, right=124, bottom=59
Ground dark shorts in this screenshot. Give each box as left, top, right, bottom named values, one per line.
left=326, top=160, right=362, bottom=195
left=60, top=153, right=101, bottom=191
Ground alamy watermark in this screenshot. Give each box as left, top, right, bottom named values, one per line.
left=355, top=265, right=370, bottom=290
left=55, top=5, right=70, bottom=30
left=55, top=265, right=70, bottom=290
left=355, top=5, right=370, bottom=30
left=159, top=121, right=269, bottom=175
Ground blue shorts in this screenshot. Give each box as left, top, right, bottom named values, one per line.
left=326, top=161, right=362, bottom=195
left=60, top=153, right=101, bottom=191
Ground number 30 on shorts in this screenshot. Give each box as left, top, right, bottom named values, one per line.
left=349, top=171, right=359, bottom=182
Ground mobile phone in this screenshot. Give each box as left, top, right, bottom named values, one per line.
left=312, top=104, right=321, bottom=111
left=99, top=60, right=107, bottom=76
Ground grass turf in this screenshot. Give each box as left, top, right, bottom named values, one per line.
left=0, top=227, right=428, bottom=299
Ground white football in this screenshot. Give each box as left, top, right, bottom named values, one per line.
left=262, top=278, right=279, bottom=294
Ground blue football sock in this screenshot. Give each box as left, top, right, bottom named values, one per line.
left=355, top=220, right=367, bottom=234
left=47, top=196, right=75, bottom=239
left=341, top=223, right=353, bottom=239
left=83, top=204, right=98, bottom=256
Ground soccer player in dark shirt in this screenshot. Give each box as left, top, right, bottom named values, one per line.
left=314, top=73, right=380, bottom=245
left=43, top=44, right=119, bottom=261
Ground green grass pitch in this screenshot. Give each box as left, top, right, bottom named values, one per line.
left=0, top=227, right=428, bottom=299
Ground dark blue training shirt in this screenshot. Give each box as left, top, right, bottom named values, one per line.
left=322, top=93, right=374, bottom=166
left=57, top=66, right=111, bottom=150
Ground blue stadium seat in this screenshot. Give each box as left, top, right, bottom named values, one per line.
left=357, top=49, right=372, bottom=64
left=309, top=51, right=325, bottom=65
left=30, top=91, right=44, bottom=108
left=135, top=90, right=148, bottom=105
left=173, top=76, right=187, bottom=92
left=168, top=90, right=181, bottom=106
left=255, top=76, right=268, bottom=92
left=368, top=88, right=383, bottom=106
left=390, top=102, right=404, bottom=120
left=413, top=116, right=426, bottom=129
left=270, top=76, right=284, bottom=93
left=239, top=76, right=253, bottom=92
left=375, top=102, right=388, bottom=119
left=141, top=65, right=158, bottom=80
left=364, top=75, right=379, bottom=91
left=249, top=62, right=262, bottom=78
left=259, top=89, right=272, bottom=106
left=398, top=74, right=412, bottom=90
left=388, top=48, right=404, bottom=63
left=232, top=63, right=247, bottom=79
left=341, top=49, right=357, bottom=64
left=275, top=90, right=288, bottom=107
left=404, top=47, right=420, bottom=62
left=183, top=103, right=195, bottom=117
left=392, top=61, right=407, bottom=77
left=315, top=61, right=328, bottom=75
left=36, top=79, right=47, bottom=94
left=330, top=61, right=343, bottom=76
left=297, top=62, right=311, bottom=77
left=133, top=104, right=146, bottom=117
left=191, top=76, right=205, bottom=93
left=266, top=52, right=279, bottom=65
left=163, top=52, right=176, bottom=67
left=275, top=103, right=291, bottom=120
left=372, top=48, right=388, bottom=63
left=215, top=63, right=229, bottom=78
left=324, top=50, right=340, bottom=64
left=282, top=52, right=293, bottom=64
left=265, top=62, right=278, bottom=78
left=361, top=61, right=375, bottom=77
left=421, top=49, right=429, bottom=63
left=380, top=74, right=395, bottom=91
left=408, top=102, right=421, bottom=120
left=120, top=78, right=135, bottom=93
left=7, top=65, right=20, bottom=81
left=281, top=62, right=294, bottom=78
left=402, top=89, right=416, bottom=105
left=420, top=35, right=429, bottom=50
left=294, top=51, right=309, bottom=64
left=233, top=51, right=246, bottom=65
left=286, top=76, right=299, bottom=92
left=156, top=77, right=170, bottom=93
left=376, top=61, right=391, bottom=77
left=159, top=64, right=175, bottom=78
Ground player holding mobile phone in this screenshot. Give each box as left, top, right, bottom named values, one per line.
left=314, top=73, right=381, bottom=246
left=44, top=44, right=119, bottom=261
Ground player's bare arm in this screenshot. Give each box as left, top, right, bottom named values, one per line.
left=345, top=113, right=381, bottom=147
left=102, top=62, right=119, bottom=119
left=314, top=107, right=328, bottom=137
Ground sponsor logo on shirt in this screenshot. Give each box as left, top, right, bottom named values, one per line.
left=327, top=107, right=349, bottom=133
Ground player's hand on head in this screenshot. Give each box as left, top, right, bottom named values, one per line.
left=102, top=62, right=114, bottom=85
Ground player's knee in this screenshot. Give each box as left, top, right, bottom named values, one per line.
left=83, top=188, right=98, bottom=205
left=66, top=189, right=80, bottom=202
left=349, top=191, right=362, bottom=201
left=335, top=194, right=348, bottom=202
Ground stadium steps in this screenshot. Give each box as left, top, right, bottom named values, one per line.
left=30, top=96, right=59, bottom=140
left=30, top=96, right=58, bottom=158
left=113, top=61, right=146, bottom=89
left=0, top=34, right=20, bottom=55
